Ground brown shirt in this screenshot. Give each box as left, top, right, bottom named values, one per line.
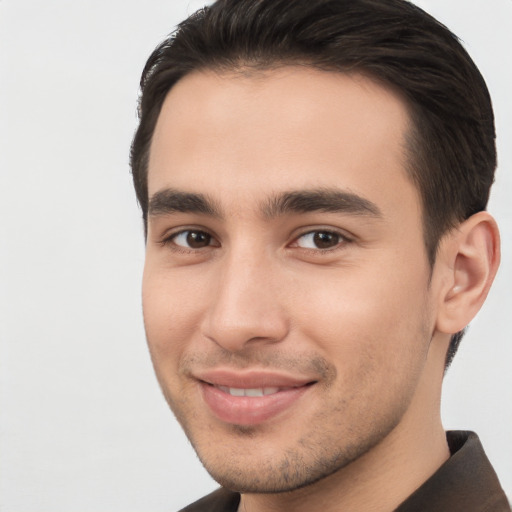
left=179, top=431, right=510, bottom=512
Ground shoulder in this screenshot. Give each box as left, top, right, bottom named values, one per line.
left=178, top=488, right=240, bottom=512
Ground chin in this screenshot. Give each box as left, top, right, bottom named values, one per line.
left=193, top=428, right=385, bottom=494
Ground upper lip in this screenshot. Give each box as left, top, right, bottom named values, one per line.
left=194, top=368, right=317, bottom=389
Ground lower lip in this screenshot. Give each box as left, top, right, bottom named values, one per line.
left=200, top=383, right=312, bottom=426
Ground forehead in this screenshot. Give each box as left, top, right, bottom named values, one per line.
left=148, top=67, right=419, bottom=219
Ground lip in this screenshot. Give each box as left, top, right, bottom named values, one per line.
left=196, top=368, right=315, bottom=388
left=195, top=369, right=316, bottom=426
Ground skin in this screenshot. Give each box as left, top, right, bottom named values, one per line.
left=142, top=68, right=500, bottom=512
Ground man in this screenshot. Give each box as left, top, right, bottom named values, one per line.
left=130, top=0, right=510, bottom=510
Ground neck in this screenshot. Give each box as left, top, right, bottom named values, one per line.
left=239, top=339, right=450, bottom=512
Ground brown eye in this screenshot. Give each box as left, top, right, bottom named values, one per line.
left=313, top=231, right=340, bottom=249
left=296, top=231, right=343, bottom=249
left=173, top=230, right=214, bottom=249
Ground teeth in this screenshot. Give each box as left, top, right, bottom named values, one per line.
left=217, top=386, right=281, bottom=397
left=245, top=388, right=264, bottom=397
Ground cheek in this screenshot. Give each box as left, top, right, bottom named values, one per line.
left=293, top=270, right=433, bottom=427
left=142, top=265, right=206, bottom=365
left=292, top=257, right=432, bottom=374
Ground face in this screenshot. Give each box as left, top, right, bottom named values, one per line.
left=143, top=68, right=437, bottom=492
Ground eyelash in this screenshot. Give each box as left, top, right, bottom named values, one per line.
left=291, top=229, right=352, bottom=252
left=159, top=228, right=218, bottom=254
left=160, top=227, right=352, bottom=255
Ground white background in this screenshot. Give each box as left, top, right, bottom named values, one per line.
left=0, top=1, right=510, bottom=510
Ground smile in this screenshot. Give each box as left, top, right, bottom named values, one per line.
left=195, top=370, right=316, bottom=426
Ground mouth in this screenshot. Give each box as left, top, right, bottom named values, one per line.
left=195, top=370, right=317, bottom=426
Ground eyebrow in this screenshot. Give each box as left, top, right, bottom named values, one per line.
left=262, top=188, right=382, bottom=219
left=148, top=189, right=221, bottom=217
left=147, top=187, right=382, bottom=220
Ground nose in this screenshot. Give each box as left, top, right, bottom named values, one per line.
left=200, top=250, right=289, bottom=352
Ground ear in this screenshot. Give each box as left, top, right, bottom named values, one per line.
left=435, top=211, right=500, bottom=335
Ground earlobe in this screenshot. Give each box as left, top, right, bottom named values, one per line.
left=435, top=212, right=500, bottom=335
